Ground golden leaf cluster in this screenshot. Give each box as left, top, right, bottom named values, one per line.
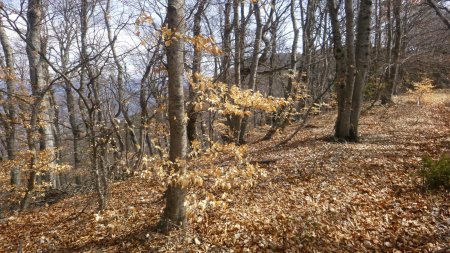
left=160, top=26, right=222, bottom=55
left=188, top=35, right=223, bottom=55
left=190, top=73, right=289, bottom=118
left=408, top=77, right=434, bottom=105
left=0, top=148, right=71, bottom=174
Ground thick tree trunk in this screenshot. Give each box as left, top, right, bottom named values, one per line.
left=26, top=0, right=56, bottom=186
left=160, top=0, right=188, bottom=232
left=328, top=0, right=347, bottom=140
left=350, top=0, right=373, bottom=141
left=335, top=0, right=355, bottom=140
left=21, top=0, right=57, bottom=208
left=0, top=17, right=19, bottom=185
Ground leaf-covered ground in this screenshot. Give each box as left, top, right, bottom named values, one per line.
left=1, top=91, right=449, bottom=252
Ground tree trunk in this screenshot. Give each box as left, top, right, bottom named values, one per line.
left=238, top=1, right=263, bottom=144
left=187, top=0, right=207, bottom=145
left=229, top=0, right=242, bottom=144
left=328, top=0, right=346, bottom=140
left=350, top=0, right=373, bottom=141
left=373, top=0, right=382, bottom=77
left=49, top=88, right=62, bottom=189
left=160, top=0, right=188, bottom=232
left=80, top=0, right=108, bottom=210
left=221, top=0, right=232, bottom=84
left=26, top=0, right=56, bottom=186
left=286, top=0, right=299, bottom=99
left=335, top=0, right=356, bottom=140
left=60, top=39, right=81, bottom=179
left=0, top=17, right=19, bottom=185
left=268, top=0, right=277, bottom=99
left=390, top=0, right=402, bottom=97
left=381, top=0, right=392, bottom=103
left=21, top=0, right=56, bottom=208
left=301, top=0, right=317, bottom=97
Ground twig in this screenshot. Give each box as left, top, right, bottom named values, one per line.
left=276, top=80, right=335, bottom=147
left=62, top=197, right=95, bottom=222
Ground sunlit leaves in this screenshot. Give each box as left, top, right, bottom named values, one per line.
left=158, top=25, right=223, bottom=56
left=408, top=77, right=434, bottom=105
left=0, top=148, right=71, bottom=175
left=190, top=73, right=289, bottom=118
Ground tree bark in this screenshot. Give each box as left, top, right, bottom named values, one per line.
left=22, top=0, right=56, bottom=208
left=328, top=0, right=347, bottom=140
left=229, top=0, right=242, bottom=144
left=268, top=0, right=278, bottom=100
left=60, top=29, right=81, bottom=177
left=26, top=0, right=56, bottom=185
left=373, top=0, right=382, bottom=77
left=334, top=0, right=355, bottom=140
left=221, top=0, right=232, bottom=84
left=301, top=0, right=317, bottom=97
left=381, top=0, right=392, bottom=104
left=390, top=0, right=402, bottom=97
left=187, top=0, right=207, bottom=145
left=160, top=0, right=188, bottom=232
left=350, top=0, right=373, bottom=141
left=286, top=0, right=299, bottom=99
left=0, top=16, right=19, bottom=185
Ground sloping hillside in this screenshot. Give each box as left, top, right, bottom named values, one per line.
left=1, top=91, right=449, bottom=252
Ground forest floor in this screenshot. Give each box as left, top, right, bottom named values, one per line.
left=1, top=90, right=449, bottom=252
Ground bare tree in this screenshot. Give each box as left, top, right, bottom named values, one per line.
left=22, top=0, right=57, bottom=209
left=286, top=0, right=299, bottom=98
left=334, top=0, right=356, bottom=140
left=0, top=15, right=19, bottom=185
left=350, top=0, right=373, bottom=141
left=187, top=0, right=208, bottom=145
left=328, top=0, right=346, bottom=139
left=159, top=0, right=188, bottom=232
left=221, top=0, right=232, bottom=84
left=238, top=0, right=264, bottom=144
left=49, top=0, right=81, bottom=177
left=427, top=0, right=450, bottom=29
left=229, top=0, right=243, bottom=144
left=390, top=0, right=402, bottom=97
